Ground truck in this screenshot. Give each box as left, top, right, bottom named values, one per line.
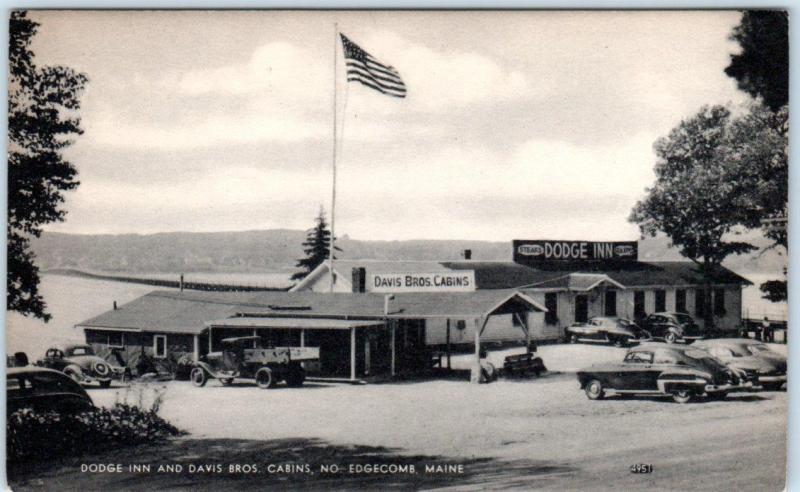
left=190, top=336, right=320, bottom=389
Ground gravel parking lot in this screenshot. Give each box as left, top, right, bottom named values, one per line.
left=66, top=343, right=786, bottom=491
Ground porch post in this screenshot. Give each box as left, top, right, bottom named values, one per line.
left=524, top=314, right=531, bottom=354
left=300, top=329, right=305, bottom=347
left=390, top=321, right=396, bottom=376
left=471, top=317, right=482, bottom=383
left=193, top=334, right=200, bottom=361
left=208, top=327, right=212, bottom=353
left=446, top=319, right=452, bottom=370
left=350, top=326, right=356, bottom=381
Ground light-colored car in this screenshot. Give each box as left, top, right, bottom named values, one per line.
left=565, top=317, right=650, bottom=347
left=35, top=344, right=123, bottom=387
left=693, top=338, right=787, bottom=391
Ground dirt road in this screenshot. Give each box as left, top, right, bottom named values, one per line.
left=8, top=371, right=783, bottom=491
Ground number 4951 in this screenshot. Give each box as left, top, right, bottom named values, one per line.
left=630, top=464, right=653, bottom=474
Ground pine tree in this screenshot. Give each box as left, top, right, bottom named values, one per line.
left=291, top=208, right=341, bottom=281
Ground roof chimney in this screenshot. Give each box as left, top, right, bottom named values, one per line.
left=463, top=249, right=472, bottom=260
left=113, top=301, right=118, bottom=310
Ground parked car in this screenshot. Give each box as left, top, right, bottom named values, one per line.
left=565, top=317, right=650, bottom=347
left=191, top=336, right=320, bottom=389
left=7, top=367, right=95, bottom=414
left=576, top=343, right=752, bottom=403
left=638, top=312, right=704, bottom=344
left=35, top=344, right=124, bottom=387
left=693, top=338, right=787, bottom=391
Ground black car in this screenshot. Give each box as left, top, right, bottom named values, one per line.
left=7, top=367, right=95, bottom=414
left=576, top=344, right=752, bottom=403
left=639, top=312, right=704, bottom=344
left=565, top=317, right=650, bottom=347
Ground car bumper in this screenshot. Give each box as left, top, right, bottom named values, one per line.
left=758, top=374, right=787, bottom=383
left=705, top=382, right=753, bottom=393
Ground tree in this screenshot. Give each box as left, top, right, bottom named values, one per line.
left=290, top=207, right=341, bottom=282
left=724, top=11, right=789, bottom=302
left=8, top=11, right=88, bottom=321
left=725, top=10, right=788, bottom=111
left=629, top=106, right=757, bottom=329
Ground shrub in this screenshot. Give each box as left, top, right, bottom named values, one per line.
left=7, top=404, right=185, bottom=463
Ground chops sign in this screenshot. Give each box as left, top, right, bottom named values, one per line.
left=513, top=240, right=638, bottom=264
left=369, top=272, right=476, bottom=293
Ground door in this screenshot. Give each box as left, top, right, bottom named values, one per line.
left=575, top=295, right=589, bottom=324
left=616, top=351, right=656, bottom=391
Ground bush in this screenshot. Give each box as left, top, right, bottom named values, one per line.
left=7, top=404, right=185, bottom=462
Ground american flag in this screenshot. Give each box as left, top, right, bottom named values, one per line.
left=340, top=34, right=406, bottom=98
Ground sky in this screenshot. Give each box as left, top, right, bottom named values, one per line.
left=28, top=10, right=750, bottom=242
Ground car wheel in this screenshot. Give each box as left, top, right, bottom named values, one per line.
left=255, top=367, right=275, bottom=389
left=672, top=389, right=693, bottom=404
left=665, top=332, right=678, bottom=344
left=285, top=366, right=306, bottom=388
left=190, top=367, right=207, bottom=387
left=99, top=380, right=112, bottom=388
left=569, top=333, right=579, bottom=344
left=220, top=378, right=234, bottom=386
left=584, top=379, right=605, bottom=400
left=612, top=336, right=625, bottom=348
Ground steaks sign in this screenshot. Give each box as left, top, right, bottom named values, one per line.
left=513, top=240, right=638, bottom=264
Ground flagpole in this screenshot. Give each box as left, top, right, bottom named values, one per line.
left=328, top=23, right=338, bottom=293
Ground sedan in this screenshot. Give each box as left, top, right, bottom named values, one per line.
left=7, top=367, right=95, bottom=414
left=35, top=344, right=123, bottom=387
left=577, top=343, right=752, bottom=403
left=693, top=338, right=787, bottom=391
left=639, top=312, right=704, bottom=344
left=565, top=317, right=650, bottom=347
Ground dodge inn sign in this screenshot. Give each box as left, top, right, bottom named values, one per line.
left=513, top=240, right=638, bottom=265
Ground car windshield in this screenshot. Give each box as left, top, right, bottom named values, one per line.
left=68, top=347, right=93, bottom=356
left=673, top=313, right=693, bottom=324
left=747, top=344, right=770, bottom=355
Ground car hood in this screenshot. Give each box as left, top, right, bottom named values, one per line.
left=66, top=355, right=107, bottom=368
left=726, top=356, right=784, bottom=373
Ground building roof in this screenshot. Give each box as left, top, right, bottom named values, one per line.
left=293, top=259, right=750, bottom=291
left=522, top=273, right=626, bottom=291
left=77, top=289, right=546, bottom=335
left=207, top=318, right=384, bottom=331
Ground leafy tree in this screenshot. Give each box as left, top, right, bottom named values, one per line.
left=724, top=10, right=789, bottom=302
left=291, top=207, right=341, bottom=282
left=629, top=106, right=756, bottom=329
left=725, top=10, right=789, bottom=111
left=8, top=11, right=87, bottom=321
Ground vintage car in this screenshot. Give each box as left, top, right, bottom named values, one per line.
left=7, top=367, right=95, bottom=414
left=638, top=312, right=704, bottom=344
left=565, top=317, right=650, bottom=347
left=191, top=336, right=320, bottom=389
left=576, top=343, right=752, bottom=403
left=693, top=338, right=787, bottom=391
left=35, top=344, right=123, bottom=387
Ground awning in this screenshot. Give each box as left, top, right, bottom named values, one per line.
left=205, top=317, right=385, bottom=331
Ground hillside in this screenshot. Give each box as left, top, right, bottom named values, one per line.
left=30, top=229, right=786, bottom=275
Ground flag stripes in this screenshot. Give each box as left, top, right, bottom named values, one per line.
left=340, top=33, right=406, bottom=98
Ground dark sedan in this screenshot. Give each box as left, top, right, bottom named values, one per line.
left=639, top=312, right=704, bottom=344
left=693, top=338, right=787, bottom=391
left=7, top=367, right=95, bottom=414
left=565, top=317, right=650, bottom=347
left=577, top=343, right=752, bottom=403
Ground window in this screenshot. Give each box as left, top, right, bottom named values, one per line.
left=106, top=332, right=124, bottom=348
left=624, top=352, right=653, bottom=364
left=455, top=320, right=466, bottom=331
left=634, top=291, right=645, bottom=318
left=655, top=290, right=666, bottom=312
left=154, top=335, right=167, bottom=359
left=714, top=289, right=726, bottom=316
left=675, top=289, right=687, bottom=313
left=604, top=290, right=617, bottom=316
left=545, top=293, right=558, bottom=325
left=695, top=289, right=705, bottom=318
